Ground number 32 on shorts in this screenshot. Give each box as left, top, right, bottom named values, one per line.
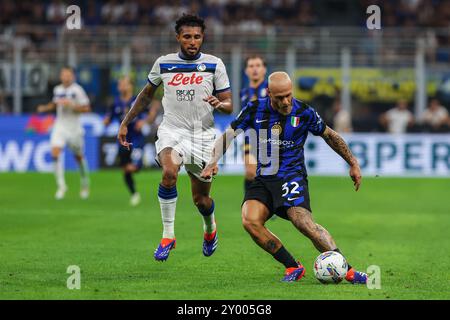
left=281, top=181, right=304, bottom=202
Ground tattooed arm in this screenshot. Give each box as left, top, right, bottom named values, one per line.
left=117, top=83, right=157, bottom=149
left=321, top=126, right=362, bottom=191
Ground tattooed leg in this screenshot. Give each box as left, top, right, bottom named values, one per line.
left=287, top=206, right=337, bottom=252
left=241, top=200, right=282, bottom=254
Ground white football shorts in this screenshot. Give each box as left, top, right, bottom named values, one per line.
left=155, top=124, right=215, bottom=183
left=50, top=126, right=85, bottom=156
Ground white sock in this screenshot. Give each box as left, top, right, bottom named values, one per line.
left=54, top=156, right=66, bottom=189
left=158, top=197, right=177, bottom=239
left=203, top=212, right=216, bottom=234
left=199, top=200, right=216, bottom=234
left=79, top=158, right=90, bottom=189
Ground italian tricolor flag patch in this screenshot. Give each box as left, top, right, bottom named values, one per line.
left=290, top=116, right=300, bottom=127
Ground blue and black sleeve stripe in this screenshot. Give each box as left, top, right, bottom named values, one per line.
left=230, top=101, right=257, bottom=131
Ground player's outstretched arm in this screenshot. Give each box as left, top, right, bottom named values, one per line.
left=36, top=102, right=56, bottom=113
left=118, top=83, right=157, bottom=148
left=321, top=126, right=362, bottom=191
left=201, top=127, right=237, bottom=179
left=203, top=90, right=233, bottom=114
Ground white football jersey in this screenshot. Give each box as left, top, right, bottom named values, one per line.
left=52, top=82, right=90, bottom=132
left=147, top=52, right=230, bottom=132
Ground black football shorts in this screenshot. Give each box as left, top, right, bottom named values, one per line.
left=243, top=175, right=312, bottom=220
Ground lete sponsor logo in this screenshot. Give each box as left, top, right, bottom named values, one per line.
left=168, top=73, right=204, bottom=86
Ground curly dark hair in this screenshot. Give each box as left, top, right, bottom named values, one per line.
left=175, top=14, right=206, bottom=34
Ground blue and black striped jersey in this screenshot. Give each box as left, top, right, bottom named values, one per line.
left=239, top=80, right=268, bottom=109
left=230, top=97, right=326, bottom=178
left=108, top=96, right=146, bottom=146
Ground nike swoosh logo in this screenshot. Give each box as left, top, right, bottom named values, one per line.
left=287, top=197, right=300, bottom=201
left=168, top=66, right=177, bottom=70
left=256, top=119, right=268, bottom=123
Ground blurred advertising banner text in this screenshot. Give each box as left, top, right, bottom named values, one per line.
left=1, top=114, right=448, bottom=177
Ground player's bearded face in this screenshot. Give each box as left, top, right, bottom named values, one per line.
left=270, top=91, right=293, bottom=115
left=176, top=26, right=204, bottom=58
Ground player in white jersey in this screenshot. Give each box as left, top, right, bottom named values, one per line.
left=37, top=67, right=91, bottom=200
left=118, top=14, right=233, bottom=261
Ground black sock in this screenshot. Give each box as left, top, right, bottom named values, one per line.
left=124, top=172, right=136, bottom=195
left=244, top=178, right=253, bottom=192
left=333, top=248, right=352, bottom=270
left=273, top=246, right=298, bottom=268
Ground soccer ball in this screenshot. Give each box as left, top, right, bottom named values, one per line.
left=313, top=251, right=348, bottom=284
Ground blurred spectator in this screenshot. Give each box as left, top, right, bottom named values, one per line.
left=46, top=0, right=67, bottom=25
left=420, top=98, right=450, bottom=132
left=84, top=2, right=101, bottom=26
left=101, top=0, right=125, bottom=24
left=332, top=99, right=352, bottom=133
left=0, top=0, right=449, bottom=30
left=379, top=99, right=415, bottom=134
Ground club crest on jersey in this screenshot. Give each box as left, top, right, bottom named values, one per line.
left=260, top=88, right=267, bottom=97
left=290, top=116, right=301, bottom=127
left=271, top=123, right=282, bottom=136
left=197, top=63, right=206, bottom=72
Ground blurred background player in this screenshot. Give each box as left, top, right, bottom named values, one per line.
left=117, top=14, right=233, bottom=261
left=202, top=72, right=367, bottom=283
left=104, top=76, right=147, bottom=206
left=36, top=66, right=91, bottom=200
left=240, top=55, right=268, bottom=192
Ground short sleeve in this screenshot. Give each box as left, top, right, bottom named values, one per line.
left=306, top=106, right=326, bottom=136
left=213, top=58, right=230, bottom=93
left=147, top=57, right=162, bottom=87
left=240, top=88, right=249, bottom=108
left=75, top=85, right=90, bottom=106
left=230, top=102, right=253, bottom=131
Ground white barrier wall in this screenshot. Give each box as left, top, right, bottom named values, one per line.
left=1, top=113, right=449, bottom=176
left=219, top=133, right=450, bottom=177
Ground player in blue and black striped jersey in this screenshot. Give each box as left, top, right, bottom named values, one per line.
left=104, top=76, right=149, bottom=206
left=240, top=55, right=268, bottom=192
left=201, top=72, right=367, bottom=283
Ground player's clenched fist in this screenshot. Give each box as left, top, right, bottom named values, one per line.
left=203, top=96, right=222, bottom=109
left=57, top=98, right=75, bottom=109
left=201, top=162, right=219, bottom=180
left=349, top=164, right=362, bottom=191
left=117, top=124, right=130, bottom=150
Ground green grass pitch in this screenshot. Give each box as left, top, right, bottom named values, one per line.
left=0, top=171, right=449, bottom=300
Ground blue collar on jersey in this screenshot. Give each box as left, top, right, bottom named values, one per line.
left=250, top=79, right=268, bottom=90
left=178, top=51, right=202, bottom=61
